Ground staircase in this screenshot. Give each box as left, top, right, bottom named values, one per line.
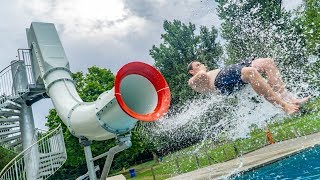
left=0, top=99, right=22, bottom=152
left=0, top=124, right=67, bottom=180
left=0, top=49, right=67, bottom=179
left=0, top=49, right=35, bottom=153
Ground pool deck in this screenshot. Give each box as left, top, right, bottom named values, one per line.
left=170, top=132, right=320, bottom=180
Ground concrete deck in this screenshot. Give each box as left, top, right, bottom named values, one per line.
left=170, top=132, right=320, bottom=180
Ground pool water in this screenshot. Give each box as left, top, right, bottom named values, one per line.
left=233, top=145, right=320, bottom=179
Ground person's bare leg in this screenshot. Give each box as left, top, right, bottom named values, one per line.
left=290, top=96, right=311, bottom=105
left=241, top=67, right=299, bottom=115
left=251, top=58, right=310, bottom=105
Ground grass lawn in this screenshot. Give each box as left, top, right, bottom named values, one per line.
left=114, top=98, right=320, bottom=180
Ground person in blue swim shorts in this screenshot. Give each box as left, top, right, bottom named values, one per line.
left=187, top=57, right=310, bottom=115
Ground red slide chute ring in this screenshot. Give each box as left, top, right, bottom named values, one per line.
left=114, top=61, right=171, bottom=121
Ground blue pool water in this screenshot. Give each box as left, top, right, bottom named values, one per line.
left=233, top=145, right=320, bottom=179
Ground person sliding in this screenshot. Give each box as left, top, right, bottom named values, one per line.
left=187, top=58, right=310, bottom=115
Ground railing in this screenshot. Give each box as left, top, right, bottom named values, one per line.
left=0, top=49, right=35, bottom=102
left=0, top=124, right=67, bottom=180
left=17, top=49, right=35, bottom=85
left=0, top=63, right=15, bottom=97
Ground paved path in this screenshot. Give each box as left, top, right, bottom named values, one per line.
left=170, top=132, right=320, bottom=180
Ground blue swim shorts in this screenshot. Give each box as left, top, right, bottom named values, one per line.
left=214, top=58, right=254, bottom=95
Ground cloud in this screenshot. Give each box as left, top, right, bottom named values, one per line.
left=22, top=0, right=148, bottom=41
left=16, top=0, right=221, bottom=73
left=124, top=0, right=221, bottom=28
left=0, top=0, right=221, bottom=129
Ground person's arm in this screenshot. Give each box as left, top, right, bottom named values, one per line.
left=188, top=70, right=211, bottom=93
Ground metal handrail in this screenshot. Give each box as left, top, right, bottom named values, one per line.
left=0, top=49, right=36, bottom=99
left=0, top=61, right=18, bottom=75
left=0, top=124, right=67, bottom=179
left=0, top=61, right=18, bottom=99
left=0, top=124, right=60, bottom=175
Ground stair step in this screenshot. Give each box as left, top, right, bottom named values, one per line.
left=39, top=155, right=66, bottom=168
left=0, top=117, right=20, bottom=123
left=38, top=163, right=61, bottom=174
left=0, top=134, right=21, bottom=143
left=40, top=153, right=66, bottom=163
left=0, top=100, right=21, bottom=110
left=0, top=123, right=19, bottom=130
left=0, top=108, right=20, bottom=117
left=6, top=138, right=22, bottom=148
left=39, top=151, right=65, bottom=159
left=38, top=171, right=52, bottom=179
left=0, top=129, right=20, bottom=137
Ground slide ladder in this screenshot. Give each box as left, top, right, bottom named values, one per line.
left=0, top=49, right=67, bottom=179
left=0, top=49, right=44, bottom=152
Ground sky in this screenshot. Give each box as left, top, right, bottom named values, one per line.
left=0, top=0, right=303, bottom=130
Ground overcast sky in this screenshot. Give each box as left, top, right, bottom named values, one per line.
left=0, top=0, right=302, bottom=130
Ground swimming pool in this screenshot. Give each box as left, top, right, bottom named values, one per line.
left=233, top=145, right=320, bottom=179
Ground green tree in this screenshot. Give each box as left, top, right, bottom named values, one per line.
left=0, top=146, right=16, bottom=170
left=216, top=0, right=307, bottom=68
left=146, top=20, right=227, bottom=152
left=299, top=0, right=320, bottom=55
left=293, top=0, right=320, bottom=88
left=150, top=20, right=223, bottom=105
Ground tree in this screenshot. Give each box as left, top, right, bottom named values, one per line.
left=293, top=0, right=320, bottom=89
left=216, top=0, right=307, bottom=68
left=299, top=0, right=320, bottom=55
left=0, top=146, right=16, bottom=170
left=215, top=0, right=315, bottom=97
left=148, top=20, right=226, bottom=151
left=46, top=66, right=153, bottom=179
left=150, top=20, right=223, bottom=106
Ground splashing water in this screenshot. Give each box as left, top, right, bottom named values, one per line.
left=143, top=76, right=319, bottom=155
left=144, top=86, right=282, bottom=151
left=141, top=0, right=320, bottom=160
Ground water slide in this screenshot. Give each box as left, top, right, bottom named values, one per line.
left=26, top=22, right=171, bottom=140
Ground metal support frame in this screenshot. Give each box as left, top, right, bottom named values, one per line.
left=11, top=60, right=39, bottom=180
left=100, top=134, right=132, bottom=180
left=78, top=133, right=132, bottom=180
left=80, top=137, right=97, bottom=180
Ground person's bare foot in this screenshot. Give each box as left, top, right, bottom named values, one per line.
left=283, top=103, right=300, bottom=115
left=290, top=96, right=311, bottom=106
